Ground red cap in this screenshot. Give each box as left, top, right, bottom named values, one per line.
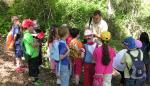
left=22, top=19, right=34, bottom=29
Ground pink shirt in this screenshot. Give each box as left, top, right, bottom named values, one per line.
left=93, top=46, right=116, bottom=74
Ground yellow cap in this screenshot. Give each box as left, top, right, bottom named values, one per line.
left=100, top=31, right=111, bottom=41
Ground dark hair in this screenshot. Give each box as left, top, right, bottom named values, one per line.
left=140, top=32, right=149, bottom=44
left=58, top=26, right=69, bottom=38
left=93, top=10, right=102, bottom=16
left=70, top=28, right=80, bottom=38
left=47, top=25, right=58, bottom=44
left=101, top=41, right=110, bottom=65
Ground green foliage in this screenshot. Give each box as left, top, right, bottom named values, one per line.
left=0, top=0, right=150, bottom=51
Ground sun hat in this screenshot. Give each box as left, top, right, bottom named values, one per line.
left=135, top=40, right=142, bottom=48
left=123, top=37, right=136, bottom=49
left=100, top=31, right=111, bottom=41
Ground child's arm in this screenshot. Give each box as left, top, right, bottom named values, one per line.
left=60, top=45, right=70, bottom=60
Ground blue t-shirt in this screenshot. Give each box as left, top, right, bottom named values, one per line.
left=59, top=40, right=69, bottom=65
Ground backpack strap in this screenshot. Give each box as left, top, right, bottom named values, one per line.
left=127, top=49, right=141, bottom=61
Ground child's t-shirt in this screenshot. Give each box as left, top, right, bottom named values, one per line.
left=93, top=46, right=116, bottom=74
left=84, top=41, right=97, bottom=63
left=59, top=40, right=70, bottom=65
left=113, top=49, right=127, bottom=71
left=69, top=38, right=83, bottom=58
left=23, top=30, right=39, bottom=58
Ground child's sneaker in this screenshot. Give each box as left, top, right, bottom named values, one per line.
left=15, top=67, right=25, bottom=73
left=32, top=80, right=42, bottom=86
left=56, top=78, right=61, bottom=84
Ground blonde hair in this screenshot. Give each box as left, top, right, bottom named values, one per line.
left=58, top=26, right=69, bottom=38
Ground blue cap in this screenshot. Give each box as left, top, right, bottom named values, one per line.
left=123, top=37, right=136, bottom=49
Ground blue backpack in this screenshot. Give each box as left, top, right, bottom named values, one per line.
left=126, top=50, right=145, bottom=79
left=84, top=43, right=97, bottom=63
left=47, top=40, right=60, bottom=61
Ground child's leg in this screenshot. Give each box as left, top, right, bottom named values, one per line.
left=90, top=64, right=95, bottom=86
left=103, top=74, right=112, bottom=86
left=84, top=63, right=90, bottom=86
left=16, top=58, right=21, bottom=67
left=93, top=74, right=103, bottom=86
left=60, top=65, right=70, bottom=86
left=28, top=58, right=40, bottom=81
left=124, top=78, right=135, bottom=86
left=74, top=58, right=82, bottom=85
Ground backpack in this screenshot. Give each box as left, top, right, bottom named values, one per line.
left=6, top=29, right=15, bottom=51
left=6, top=25, right=20, bottom=51
left=126, top=49, right=145, bottom=79
left=84, top=43, right=97, bottom=63
left=48, top=40, right=60, bottom=61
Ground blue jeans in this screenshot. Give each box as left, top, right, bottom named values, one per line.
left=60, top=65, right=70, bottom=86
left=125, top=78, right=144, bottom=86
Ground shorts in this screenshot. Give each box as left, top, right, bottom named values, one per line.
left=73, top=58, right=83, bottom=76
left=14, top=44, right=23, bottom=58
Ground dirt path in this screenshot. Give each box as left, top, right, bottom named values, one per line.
left=0, top=42, right=57, bottom=86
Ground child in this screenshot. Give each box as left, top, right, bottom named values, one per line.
left=22, top=19, right=41, bottom=85
left=121, top=37, right=145, bottom=86
left=83, top=29, right=97, bottom=86
left=47, top=25, right=61, bottom=84
left=47, top=25, right=59, bottom=73
left=69, top=28, right=84, bottom=85
left=93, top=31, right=116, bottom=86
left=140, top=32, right=150, bottom=84
left=11, top=16, right=24, bottom=73
left=58, top=26, right=70, bottom=86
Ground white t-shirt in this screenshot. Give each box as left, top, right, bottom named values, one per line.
left=113, top=49, right=127, bottom=71
left=85, top=19, right=108, bottom=37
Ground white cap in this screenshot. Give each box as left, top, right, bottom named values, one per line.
left=84, top=29, right=93, bottom=37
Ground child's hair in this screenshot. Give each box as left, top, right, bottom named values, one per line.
left=47, top=25, right=58, bottom=44
left=58, top=26, right=69, bottom=38
left=140, top=32, right=149, bottom=44
left=101, top=41, right=110, bottom=65
left=100, top=31, right=111, bottom=65
left=70, top=28, right=80, bottom=38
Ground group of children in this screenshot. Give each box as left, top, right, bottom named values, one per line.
left=6, top=16, right=44, bottom=85
left=46, top=25, right=150, bottom=86
left=47, top=24, right=114, bottom=86
left=5, top=15, right=150, bottom=86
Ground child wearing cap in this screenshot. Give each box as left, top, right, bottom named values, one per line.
left=93, top=31, right=116, bottom=86
left=22, top=19, right=41, bottom=85
left=83, top=29, right=97, bottom=86
left=121, top=37, right=145, bottom=86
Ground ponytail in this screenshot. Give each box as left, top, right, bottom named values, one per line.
left=102, top=42, right=110, bottom=65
